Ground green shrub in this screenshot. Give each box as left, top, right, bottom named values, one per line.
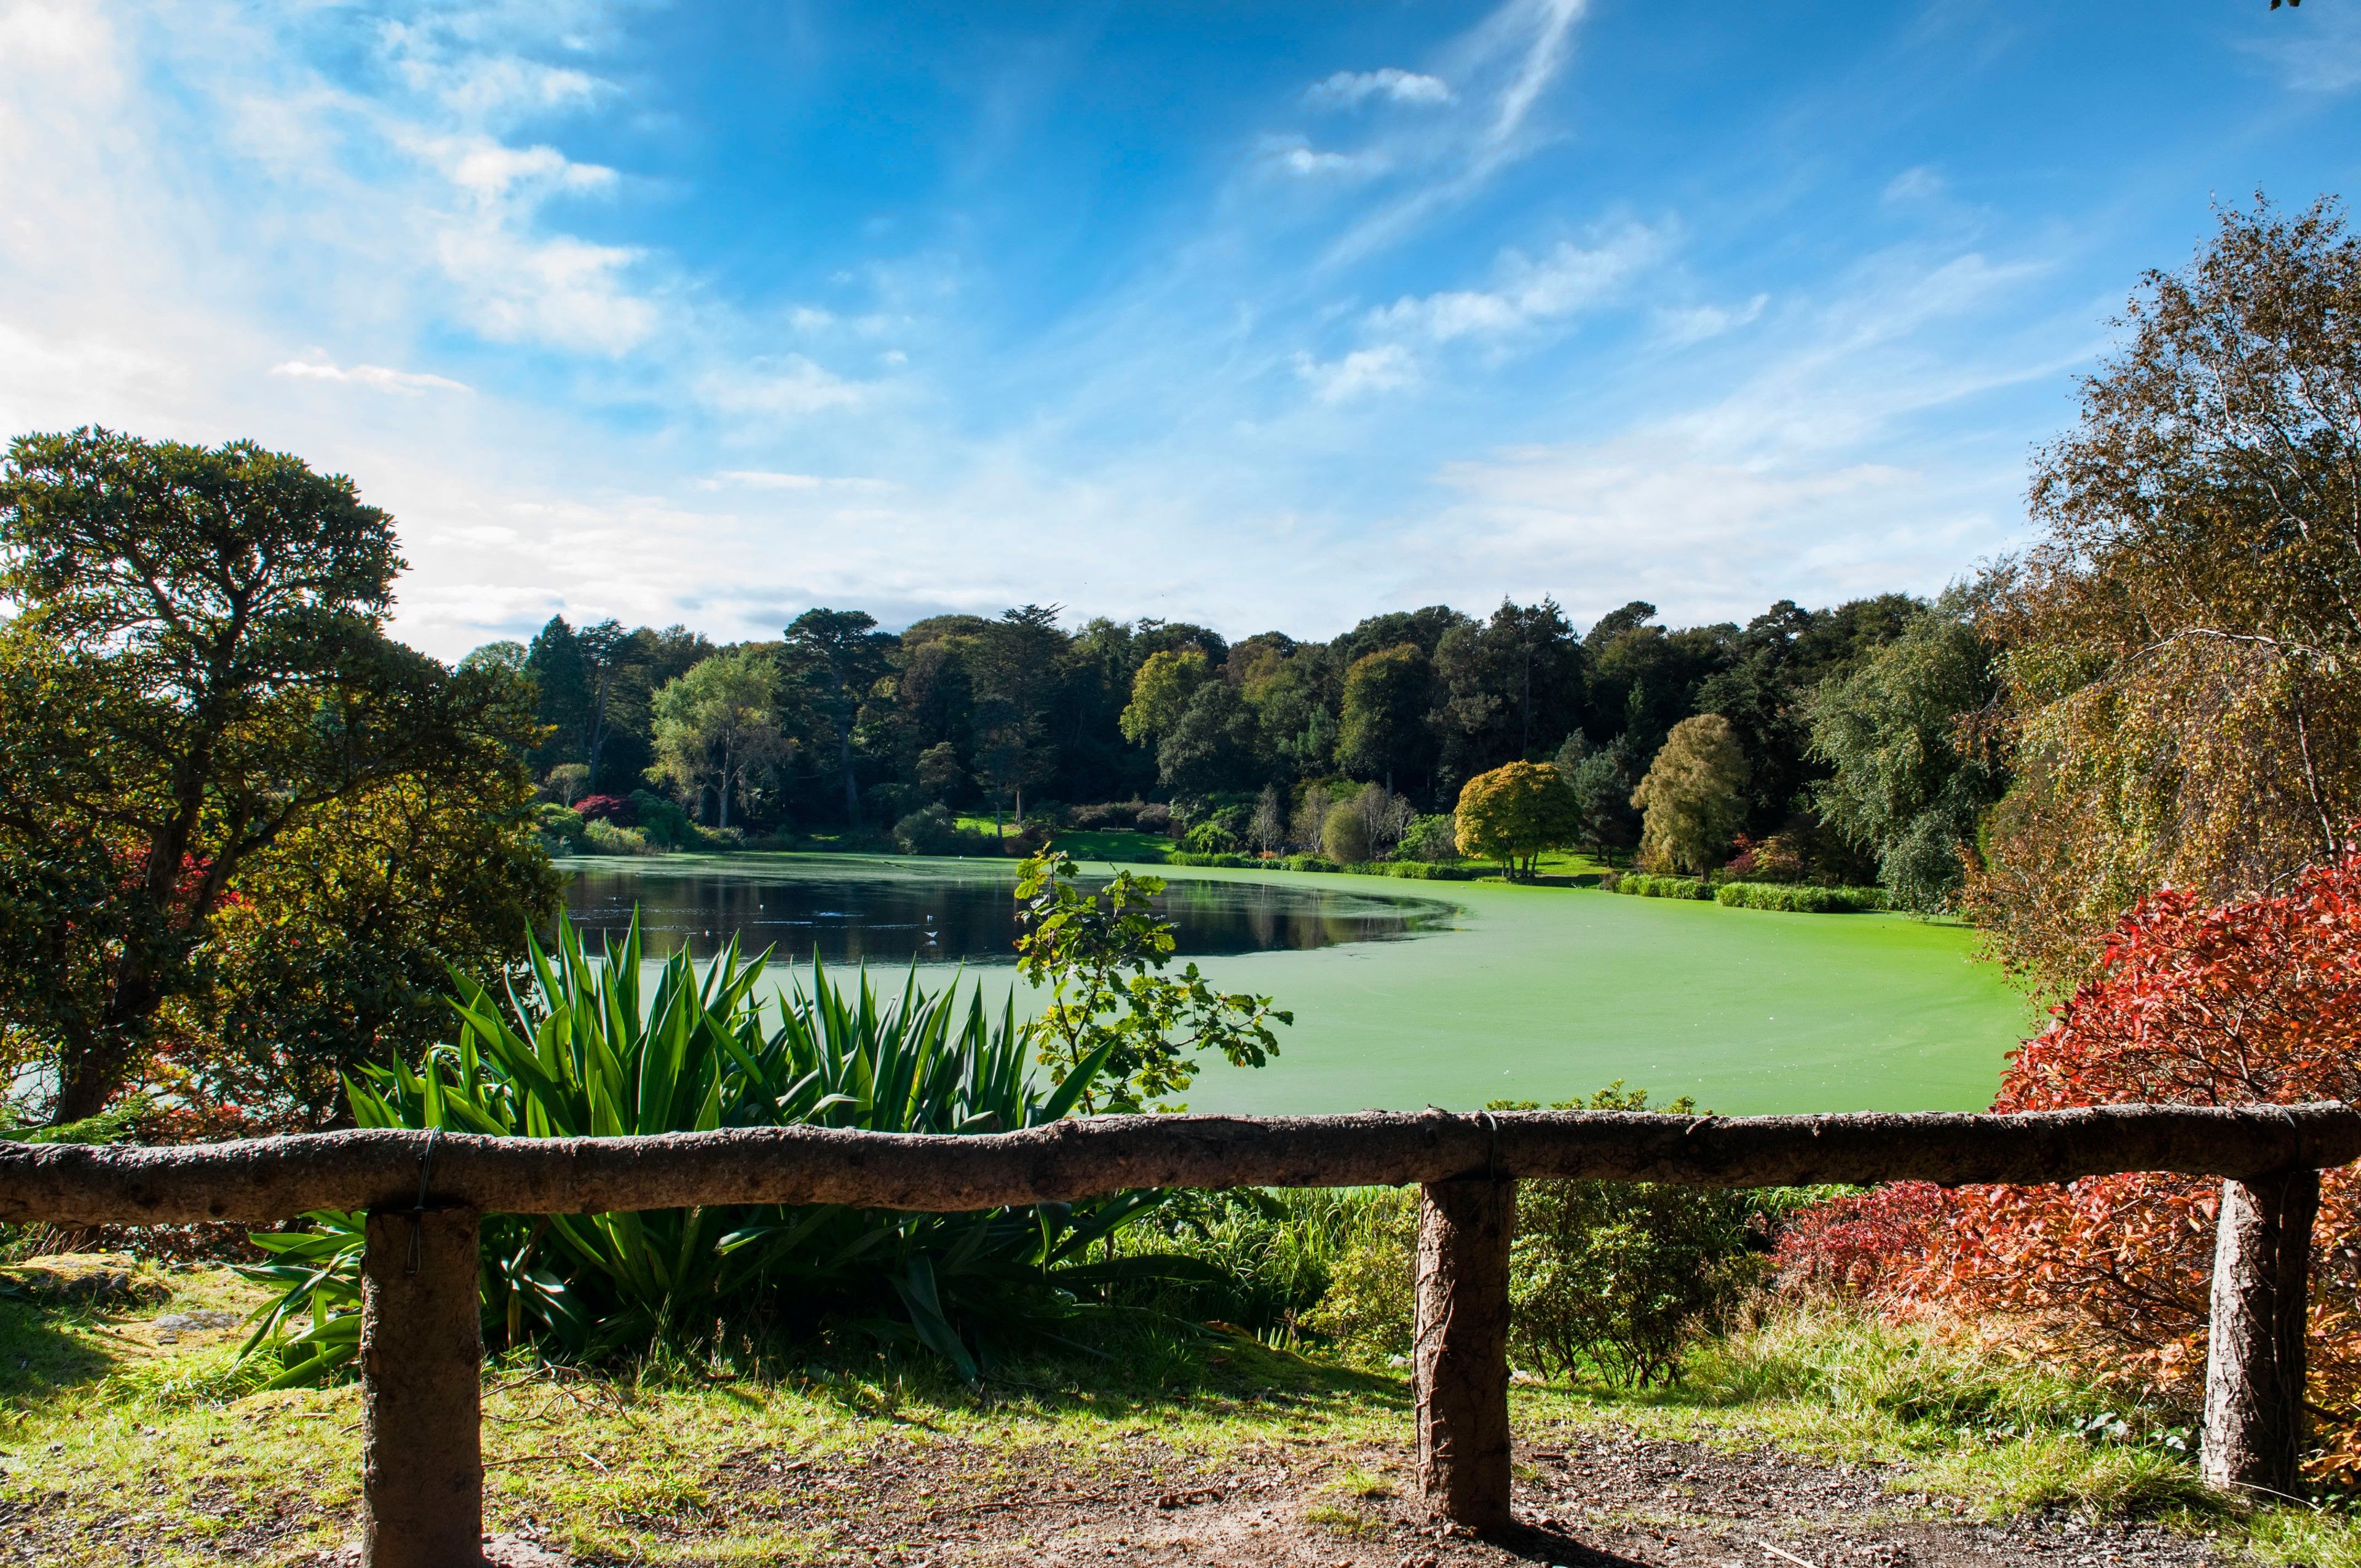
left=1119, top=1188, right=1398, bottom=1342
left=242, top=916, right=1194, bottom=1384
left=1321, top=801, right=1373, bottom=864
left=1300, top=1187, right=1418, bottom=1360
left=1398, top=812, right=1460, bottom=862
left=1283, top=854, right=1337, bottom=873
left=1613, top=873, right=1711, bottom=900
left=1489, top=1085, right=1831, bottom=1388
left=1182, top=820, right=1240, bottom=855
left=1715, top=882, right=1887, bottom=913
left=1165, top=850, right=1259, bottom=868
left=535, top=803, right=587, bottom=853
left=582, top=818, right=655, bottom=856
left=628, top=788, right=703, bottom=850
left=1358, top=860, right=1480, bottom=881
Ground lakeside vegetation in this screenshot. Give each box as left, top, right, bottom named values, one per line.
left=1, top=196, right=2360, bottom=1559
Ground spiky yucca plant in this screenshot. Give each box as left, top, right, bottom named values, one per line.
left=243, top=915, right=1204, bottom=1384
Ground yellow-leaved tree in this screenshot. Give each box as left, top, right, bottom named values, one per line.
left=1454, top=761, right=1579, bottom=880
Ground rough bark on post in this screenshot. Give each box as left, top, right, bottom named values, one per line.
left=1415, top=1178, right=1515, bottom=1533
left=2201, top=1169, right=2319, bottom=1502
left=362, top=1206, right=484, bottom=1568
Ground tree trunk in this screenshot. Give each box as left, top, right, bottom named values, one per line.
left=362, top=1206, right=483, bottom=1568
left=1415, top=1178, right=1515, bottom=1532
left=840, top=724, right=859, bottom=826
left=52, top=1029, right=132, bottom=1127
left=2202, top=1169, right=2318, bottom=1502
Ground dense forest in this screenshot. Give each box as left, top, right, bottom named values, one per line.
left=510, top=590, right=1944, bottom=880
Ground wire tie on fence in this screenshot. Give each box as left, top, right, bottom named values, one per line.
left=405, top=1127, right=443, bottom=1278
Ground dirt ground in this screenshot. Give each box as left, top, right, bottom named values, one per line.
left=227, top=1422, right=2225, bottom=1568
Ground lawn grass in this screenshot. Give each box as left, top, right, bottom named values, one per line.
left=0, top=1264, right=1417, bottom=1566
left=9, top=1271, right=2353, bottom=1567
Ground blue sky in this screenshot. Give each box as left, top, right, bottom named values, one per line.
left=1, top=0, right=2355, bottom=659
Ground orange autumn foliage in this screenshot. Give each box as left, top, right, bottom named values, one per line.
left=1778, top=845, right=2361, bottom=1479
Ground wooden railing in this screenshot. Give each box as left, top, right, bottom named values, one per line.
left=6, top=1103, right=2354, bottom=1568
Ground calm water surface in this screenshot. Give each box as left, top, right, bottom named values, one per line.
left=560, top=852, right=1457, bottom=965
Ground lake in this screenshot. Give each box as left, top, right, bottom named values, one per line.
left=561, top=853, right=1458, bottom=964
left=559, top=853, right=2033, bottom=1118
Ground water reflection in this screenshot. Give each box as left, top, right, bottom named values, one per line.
left=560, top=853, right=1456, bottom=965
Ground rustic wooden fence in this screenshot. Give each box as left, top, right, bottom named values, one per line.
left=5, top=1102, right=2355, bottom=1568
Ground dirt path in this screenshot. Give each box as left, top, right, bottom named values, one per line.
left=437, top=1423, right=2225, bottom=1568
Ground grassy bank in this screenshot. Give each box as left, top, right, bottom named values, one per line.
left=5, top=1259, right=2351, bottom=1567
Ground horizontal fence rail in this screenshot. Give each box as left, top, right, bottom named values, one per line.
left=6, top=1103, right=2360, bottom=1224
left=5, top=1103, right=2354, bottom=1567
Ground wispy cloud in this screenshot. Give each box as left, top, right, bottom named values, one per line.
left=1294, top=343, right=1419, bottom=402
left=1656, top=293, right=1769, bottom=346
left=2239, top=3, right=2361, bottom=92
left=271, top=356, right=472, bottom=394
left=1316, top=0, right=1593, bottom=265
left=1305, top=68, right=1453, bottom=110
left=1256, top=135, right=1391, bottom=179
left=692, top=357, right=868, bottom=418
left=1883, top=166, right=1944, bottom=204
left=698, top=470, right=893, bottom=492
left=1366, top=224, right=1661, bottom=344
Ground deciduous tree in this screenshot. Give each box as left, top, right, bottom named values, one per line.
left=1337, top=643, right=1434, bottom=791
left=1971, top=197, right=2361, bottom=987
left=0, top=428, right=549, bottom=1123
left=1453, top=760, right=1580, bottom=879
left=1808, top=591, right=2006, bottom=912
left=648, top=647, right=790, bottom=830
left=1629, top=715, right=1748, bottom=874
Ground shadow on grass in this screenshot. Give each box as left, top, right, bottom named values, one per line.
left=611, top=1307, right=1409, bottom=1431
left=0, top=1296, right=126, bottom=1406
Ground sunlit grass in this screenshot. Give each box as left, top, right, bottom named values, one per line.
left=18, top=1265, right=2359, bottom=1567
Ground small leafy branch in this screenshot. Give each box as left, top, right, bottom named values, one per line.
left=1014, top=849, right=1291, bottom=1112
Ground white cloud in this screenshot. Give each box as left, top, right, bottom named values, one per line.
left=1656, top=293, right=1768, bottom=346
left=698, top=470, right=893, bottom=492
left=1318, top=0, right=1593, bottom=265
left=1259, top=136, right=1391, bottom=179
left=1465, top=0, right=1586, bottom=159
left=1366, top=224, right=1661, bottom=344
left=1305, top=68, right=1453, bottom=109
left=1421, top=431, right=1982, bottom=623
left=440, top=139, right=617, bottom=202
left=1294, top=343, right=1419, bottom=401
left=694, top=357, right=867, bottom=417
left=271, top=356, right=472, bottom=394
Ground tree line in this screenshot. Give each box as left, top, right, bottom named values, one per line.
left=513, top=590, right=1939, bottom=869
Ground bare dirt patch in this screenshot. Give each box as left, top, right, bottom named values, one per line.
left=357, top=1423, right=2226, bottom=1568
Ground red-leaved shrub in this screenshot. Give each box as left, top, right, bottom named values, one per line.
left=1776, top=844, right=2361, bottom=1479
left=572, top=794, right=636, bottom=825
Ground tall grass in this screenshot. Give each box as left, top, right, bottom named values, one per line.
left=1688, top=1304, right=2213, bottom=1519
left=243, top=915, right=1204, bottom=1385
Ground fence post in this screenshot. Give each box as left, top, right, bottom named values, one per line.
left=1414, top=1178, right=1516, bottom=1533
left=362, top=1206, right=485, bottom=1568
left=2201, top=1170, right=2318, bottom=1502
